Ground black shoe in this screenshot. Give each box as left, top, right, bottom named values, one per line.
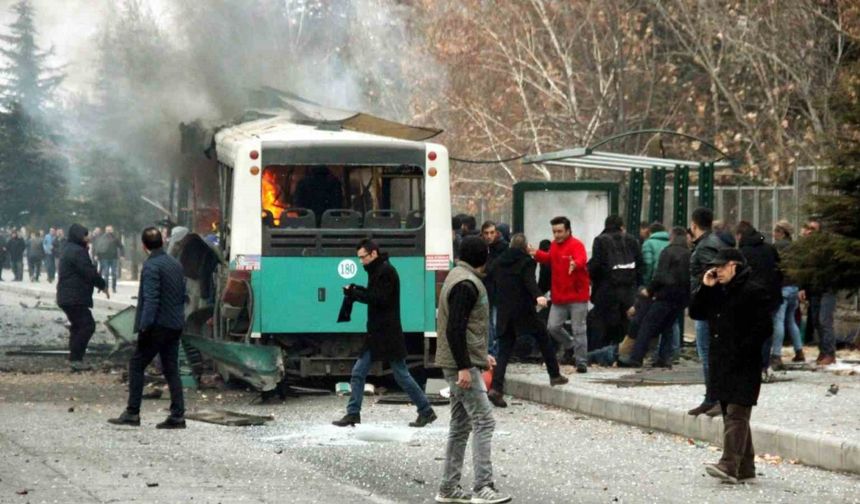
left=550, top=375, right=569, bottom=386
left=687, top=402, right=717, bottom=416
left=487, top=389, right=507, bottom=408
left=332, top=413, right=361, bottom=427
left=108, top=411, right=141, bottom=426
left=559, top=350, right=576, bottom=365
left=156, top=416, right=186, bottom=429
left=409, top=409, right=437, bottom=427
left=575, top=363, right=588, bottom=374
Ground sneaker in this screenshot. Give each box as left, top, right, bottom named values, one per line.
left=575, top=363, right=588, bottom=374
left=471, top=484, right=512, bottom=504
left=332, top=413, right=361, bottom=427
left=435, top=486, right=472, bottom=503
left=651, top=360, right=672, bottom=369
left=704, top=463, right=738, bottom=484
left=769, top=356, right=785, bottom=371
left=487, top=389, right=507, bottom=408
left=156, top=416, right=186, bottom=429
left=69, top=361, right=93, bottom=372
left=549, top=375, right=569, bottom=387
left=409, top=409, right=437, bottom=428
left=687, top=402, right=717, bottom=416
left=792, top=349, right=806, bottom=363
left=107, top=411, right=141, bottom=426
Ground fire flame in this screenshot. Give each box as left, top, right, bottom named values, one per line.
left=261, top=169, right=285, bottom=225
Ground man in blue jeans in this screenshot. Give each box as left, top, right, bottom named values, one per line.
left=333, top=239, right=436, bottom=428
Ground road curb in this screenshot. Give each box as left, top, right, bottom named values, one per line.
left=507, top=374, right=860, bottom=475
left=0, top=282, right=133, bottom=310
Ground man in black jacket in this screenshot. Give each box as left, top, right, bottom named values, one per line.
left=56, top=224, right=109, bottom=371
left=687, top=207, right=731, bottom=417
left=587, top=215, right=643, bottom=349
left=690, top=248, right=772, bottom=484
left=735, top=221, right=782, bottom=375
left=624, top=227, right=691, bottom=367
left=486, top=233, right=567, bottom=408
left=333, top=239, right=436, bottom=428
left=481, top=220, right=509, bottom=357
left=110, top=227, right=187, bottom=429
left=6, top=230, right=25, bottom=281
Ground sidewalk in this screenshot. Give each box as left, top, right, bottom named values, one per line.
left=507, top=358, right=860, bottom=475
left=0, top=277, right=137, bottom=309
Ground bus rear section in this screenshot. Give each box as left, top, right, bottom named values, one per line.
left=253, top=141, right=436, bottom=377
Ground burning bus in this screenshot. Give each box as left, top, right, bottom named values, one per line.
left=179, top=91, right=452, bottom=394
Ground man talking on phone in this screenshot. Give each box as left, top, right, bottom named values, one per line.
left=690, top=248, right=772, bottom=484
left=434, top=236, right=511, bottom=504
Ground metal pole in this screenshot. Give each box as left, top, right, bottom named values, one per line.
left=673, top=165, right=690, bottom=227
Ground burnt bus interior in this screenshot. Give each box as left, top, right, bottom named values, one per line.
left=261, top=164, right=425, bottom=257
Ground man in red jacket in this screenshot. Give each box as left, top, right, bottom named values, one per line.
left=532, top=216, right=590, bottom=373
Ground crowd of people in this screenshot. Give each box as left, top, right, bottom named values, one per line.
left=0, top=224, right=124, bottom=290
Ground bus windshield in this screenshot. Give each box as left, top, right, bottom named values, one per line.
left=261, top=165, right=424, bottom=230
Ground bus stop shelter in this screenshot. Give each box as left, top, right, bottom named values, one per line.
left=521, top=130, right=734, bottom=228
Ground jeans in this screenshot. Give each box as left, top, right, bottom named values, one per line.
left=587, top=344, right=618, bottom=366
left=99, top=258, right=119, bottom=291
left=346, top=350, right=431, bottom=416
left=127, top=326, right=185, bottom=418
left=772, top=286, right=803, bottom=356
left=439, top=367, right=496, bottom=494
left=62, top=305, right=96, bottom=361
left=44, top=255, right=56, bottom=282
left=487, top=307, right=499, bottom=358
left=492, top=323, right=560, bottom=394
left=547, top=302, right=588, bottom=366
left=695, top=319, right=716, bottom=404
left=814, top=292, right=837, bottom=356
left=630, top=300, right=683, bottom=365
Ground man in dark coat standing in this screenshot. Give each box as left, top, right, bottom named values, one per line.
left=56, top=224, right=109, bottom=371
left=333, top=239, right=436, bottom=428
left=109, top=227, right=187, bottom=429
left=487, top=234, right=568, bottom=407
left=587, top=215, right=643, bottom=349
left=690, top=249, right=773, bottom=484
left=7, top=230, right=25, bottom=281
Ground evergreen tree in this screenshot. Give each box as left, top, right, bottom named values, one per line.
left=783, top=61, right=860, bottom=292
left=0, top=0, right=67, bottom=225
left=0, top=0, right=62, bottom=116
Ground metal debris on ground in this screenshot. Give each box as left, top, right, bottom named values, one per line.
left=186, top=409, right=275, bottom=426
left=376, top=393, right=451, bottom=406
left=827, top=383, right=840, bottom=396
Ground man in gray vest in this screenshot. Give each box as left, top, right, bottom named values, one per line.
left=434, top=236, right=511, bottom=504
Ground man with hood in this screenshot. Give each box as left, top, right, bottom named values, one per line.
left=588, top=215, right=643, bottom=349
left=435, top=236, right=510, bottom=504
left=333, top=239, right=436, bottom=428
left=690, top=248, right=772, bottom=484
left=486, top=233, right=567, bottom=408
left=57, top=223, right=108, bottom=371
left=641, top=222, right=669, bottom=285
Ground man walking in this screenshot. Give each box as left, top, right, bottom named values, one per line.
left=687, top=207, right=731, bottom=416
left=7, top=230, right=25, bottom=281
left=43, top=227, right=56, bottom=283
left=57, top=224, right=109, bottom=371
left=481, top=220, right=508, bottom=357
left=487, top=233, right=568, bottom=408
left=690, top=249, right=772, bottom=484
left=109, top=227, right=187, bottom=429
left=797, top=219, right=837, bottom=366
left=435, top=236, right=510, bottom=504
left=532, top=216, right=590, bottom=373
left=27, top=230, right=45, bottom=281
left=588, top=215, right=643, bottom=349
left=333, top=239, right=436, bottom=428
left=98, top=225, right=124, bottom=293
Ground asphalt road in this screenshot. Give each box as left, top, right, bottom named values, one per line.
left=2, top=290, right=860, bottom=503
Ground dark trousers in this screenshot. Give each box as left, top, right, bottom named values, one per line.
left=630, top=299, right=684, bottom=365
left=127, top=326, right=185, bottom=418
left=27, top=255, right=41, bottom=280
left=718, top=402, right=755, bottom=478
left=590, top=286, right=635, bottom=349
left=62, top=305, right=96, bottom=361
left=11, top=259, right=23, bottom=280
left=492, top=322, right=561, bottom=394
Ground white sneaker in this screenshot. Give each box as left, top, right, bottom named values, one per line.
left=471, top=485, right=512, bottom=504
left=435, top=486, right=472, bottom=503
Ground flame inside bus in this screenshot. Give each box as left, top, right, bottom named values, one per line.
left=261, top=169, right=285, bottom=226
